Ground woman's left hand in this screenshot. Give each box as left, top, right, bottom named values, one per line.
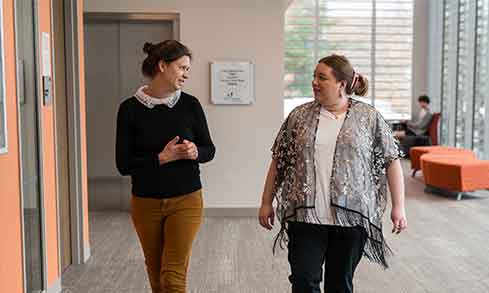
left=391, top=205, right=407, bottom=234
left=180, top=140, right=199, bottom=160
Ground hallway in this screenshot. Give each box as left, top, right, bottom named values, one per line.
left=61, top=163, right=489, bottom=293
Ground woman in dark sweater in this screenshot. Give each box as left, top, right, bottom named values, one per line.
left=116, top=40, right=215, bottom=293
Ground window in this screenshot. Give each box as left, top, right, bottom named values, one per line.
left=441, top=0, right=457, bottom=145
left=284, top=0, right=414, bottom=119
left=440, top=0, right=489, bottom=159
left=455, top=0, right=476, bottom=148
left=473, top=0, right=489, bottom=157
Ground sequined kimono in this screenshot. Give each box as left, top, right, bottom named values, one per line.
left=271, top=98, right=402, bottom=268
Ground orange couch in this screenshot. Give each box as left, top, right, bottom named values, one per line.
left=409, top=146, right=474, bottom=177
left=420, top=153, right=489, bottom=200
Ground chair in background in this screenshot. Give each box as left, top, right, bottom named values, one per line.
left=412, top=112, right=441, bottom=147
left=427, top=112, right=441, bottom=146
left=401, top=112, right=441, bottom=157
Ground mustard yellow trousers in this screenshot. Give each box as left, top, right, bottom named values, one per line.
left=131, top=189, right=203, bottom=293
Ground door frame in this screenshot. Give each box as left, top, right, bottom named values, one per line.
left=51, top=0, right=75, bottom=274
left=0, top=0, right=8, bottom=155
left=83, top=12, right=180, bottom=40
left=60, top=0, right=90, bottom=266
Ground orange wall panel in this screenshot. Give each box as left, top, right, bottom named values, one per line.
left=0, top=0, right=24, bottom=292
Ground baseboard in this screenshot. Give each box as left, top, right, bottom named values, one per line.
left=84, top=242, right=91, bottom=262
left=203, top=207, right=258, bottom=217
left=44, top=277, right=62, bottom=293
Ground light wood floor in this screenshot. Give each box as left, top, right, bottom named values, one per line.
left=62, top=161, right=489, bottom=292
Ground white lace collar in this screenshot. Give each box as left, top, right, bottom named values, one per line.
left=134, top=85, right=181, bottom=109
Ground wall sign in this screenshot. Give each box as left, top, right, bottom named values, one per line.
left=210, top=61, right=254, bottom=105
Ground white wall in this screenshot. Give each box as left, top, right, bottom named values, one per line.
left=84, top=0, right=288, bottom=208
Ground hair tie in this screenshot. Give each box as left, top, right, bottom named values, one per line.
left=350, top=71, right=358, bottom=91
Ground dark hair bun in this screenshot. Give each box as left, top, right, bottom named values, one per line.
left=143, top=42, right=154, bottom=55
left=354, top=74, right=369, bottom=96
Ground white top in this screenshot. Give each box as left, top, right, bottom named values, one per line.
left=309, top=107, right=346, bottom=225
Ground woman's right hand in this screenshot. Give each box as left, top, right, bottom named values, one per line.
left=158, top=136, right=187, bottom=164
left=259, top=202, right=275, bottom=230
left=391, top=204, right=407, bottom=234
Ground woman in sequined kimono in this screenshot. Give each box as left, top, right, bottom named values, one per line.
left=259, top=54, right=407, bottom=293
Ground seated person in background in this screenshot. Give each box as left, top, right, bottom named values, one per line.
left=395, top=95, right=433, bottom=156
left=395, top=95, right=432, bottom=139
left=405, top=95, right=432, bottom=136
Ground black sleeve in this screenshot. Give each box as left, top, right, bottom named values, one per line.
left=191, top=98, right=216, bottom=163
left=115, top=101, right=159, bottom=176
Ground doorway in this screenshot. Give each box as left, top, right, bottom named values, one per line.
left=84, top=13, right=178, bottom=210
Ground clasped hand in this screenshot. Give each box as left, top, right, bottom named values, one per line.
left=158, top=136, right=198, bottom=164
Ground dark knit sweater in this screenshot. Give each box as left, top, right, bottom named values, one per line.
left=115, top=92, right=215, bottom=198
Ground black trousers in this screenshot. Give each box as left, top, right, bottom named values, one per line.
left=287, top=221, right=368, bottom=293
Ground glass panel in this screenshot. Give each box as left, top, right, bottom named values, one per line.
left=374, top=0, right=413, bottom=120
left=284, top=0, right=414, bottom=119
left=318, top=0, right=373, bottom=100
left=285, top=0, right=316, bottom=101
left=455, top=0, right=471, bottom=148
left=441, top=0, right=457, bottom=145
left=16, top=0, right=45, bottom=291
left=473, top=0, right=489, bottom=158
